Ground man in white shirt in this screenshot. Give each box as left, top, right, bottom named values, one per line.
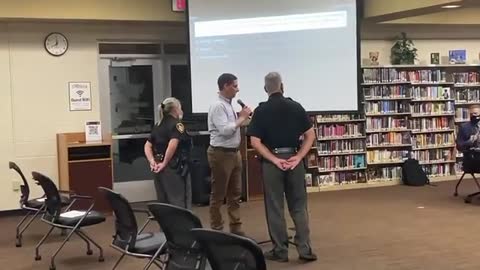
left=207, top=73, right=251, bottom=235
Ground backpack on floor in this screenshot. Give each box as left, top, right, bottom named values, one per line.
left=401, top=158, right=431, bottom=186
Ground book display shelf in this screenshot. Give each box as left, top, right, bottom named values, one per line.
left=302, top=64, right=480, bottom=193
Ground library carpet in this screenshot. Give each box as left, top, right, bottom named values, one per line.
left=2, top=179, right=480, bottom=270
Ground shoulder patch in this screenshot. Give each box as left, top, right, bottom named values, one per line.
left=176, top=123, right=185, bottom=133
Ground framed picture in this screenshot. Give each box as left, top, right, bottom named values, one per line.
left=430, top=53, right=440, bottom=64
left=449, top=49, right=466, bottom=64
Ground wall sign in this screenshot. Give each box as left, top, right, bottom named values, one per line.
left=173, top=0, right=186, bottom=11
left=69, top=82, right=92, bottom=111
left=85, top=121, right=102, bottom=142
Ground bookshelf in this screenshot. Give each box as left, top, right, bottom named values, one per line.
left=362, top=68, right=411, bottom=182
left=362, top=65, right=480, bottom=179
left=304, top=114, right=367, bottom=189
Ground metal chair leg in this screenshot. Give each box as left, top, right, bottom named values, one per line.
left=472, top=174, right=480, bottom=190
left=49, top=226, right=78, bottom=270
left=454, top=173, right=466, bottom=196
left=74, top=230, right=92, bottom=255
left=16, top=210, right=33, bottom=247
left=143, top=242, right=166, bottom=270
left=112, top=253, right=126, bottom=270
left=35, top=226, right=54, bottom=261
left=77, top=230, right=104, bottom=262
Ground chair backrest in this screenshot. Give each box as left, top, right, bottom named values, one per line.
left=31, top=172, right=62, bottom=217
left=98, top=187, right=138, bottom=248
left=191, top=229, right=266, bottom=270
left=147, top=203, right=203, bottom=250
left=9, top=161, right=30, bottom=204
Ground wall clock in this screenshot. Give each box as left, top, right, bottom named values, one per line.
left=44, top=32, right=68, bottom=56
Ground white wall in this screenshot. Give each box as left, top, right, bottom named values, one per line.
left=1, top=21, right=185, bottom=211
left=361, top=39, right=480, bottom=66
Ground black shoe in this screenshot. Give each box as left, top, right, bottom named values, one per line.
left=299, top=252, right=317, bottom=262
left=264, top=250, right=288, bottom=263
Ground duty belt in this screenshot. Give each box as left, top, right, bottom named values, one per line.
left=272, top=147, right=297, bottom=154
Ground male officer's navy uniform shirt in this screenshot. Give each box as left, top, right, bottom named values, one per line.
left=148, top=115, right=189, bottom=161
left=246, top=92, right=312, bottom=150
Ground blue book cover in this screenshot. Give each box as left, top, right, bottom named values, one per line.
left=449, top=49, right=466, bottom=64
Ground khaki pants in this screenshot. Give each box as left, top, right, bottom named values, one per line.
left=207, top=146, right=242, bottom=232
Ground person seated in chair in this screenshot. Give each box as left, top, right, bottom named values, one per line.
left=456, top=104, right=480, bottom=171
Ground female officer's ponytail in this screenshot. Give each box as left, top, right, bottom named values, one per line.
left=158, top=97, right=181, bottom=125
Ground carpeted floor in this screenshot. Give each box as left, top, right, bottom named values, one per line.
left=2, top=179, right=480, bottom=270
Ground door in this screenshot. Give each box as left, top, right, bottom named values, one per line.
left=165, top=57, right=190, bottom=114
left=99, top=57, right=165, bottom=201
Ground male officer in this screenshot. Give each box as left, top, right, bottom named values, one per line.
left=456, top=104, right=480, bottom=171
left=246, top=72, right=317, bottom=262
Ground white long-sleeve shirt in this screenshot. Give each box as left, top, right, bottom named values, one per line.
left=208, top=95, right=240, bottom=148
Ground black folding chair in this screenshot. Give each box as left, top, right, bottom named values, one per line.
left=98, top=187, right=167, bottom=270
left=454, top=152, right=480, bottom=200
left=9, top=161, right=71, bottom=247
left=146, top=203, right=207, bottom=270
left=191, top=229, right=266, bottom=270
left=32, top=171, right=106, bottom=270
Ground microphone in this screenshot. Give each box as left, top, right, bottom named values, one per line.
left=237, top=99, right=246, bottom=108
left=237, top=99, right=252, bottom=117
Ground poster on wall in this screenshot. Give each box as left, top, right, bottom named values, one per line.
left=69, top=82, right=92, bottom=111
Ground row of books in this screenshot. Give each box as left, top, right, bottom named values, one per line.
left=453, top=72, right=480, bottom=84
left=408, top=70, right=447, bottom=83
left=422, top=164, right=453, bottom=176
left=367, top=133, right=411, bottom=146
left=412, top=133, right=454, bottom=148
left=313, top=172, right=367, bottom=186
left=367, top=167, right=402, bottom=181
left=410, top=102, right=454, bottom=114
left=455, top=89, right=480, bottom=103
left=363, top=68, right=408, bottom=83
left=316, top=140, right=365, bottom=154
left=366, top=117, right=407, bottom=130
left=364, top=101, right=410, bottom=114
left=411, top=149, right=454, bottom=161
left=315, top=114, right=362, bottom=123
left=410, top=117, right=452, bottom=131
left=455, top=108, right=470, bottom=120
left=318, top=155, right=366, bottom=171
left=367, top=150, right=409, bottom=163
left=364, top=85, right=410, bottom=99
left=316, top=124, right=363, bottom=138
left=411, top=86, right=451, bottom=100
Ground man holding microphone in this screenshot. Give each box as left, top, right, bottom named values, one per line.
left=247, top=72, right=317, bottom=262
left=207, top=73, right=252, bottom=236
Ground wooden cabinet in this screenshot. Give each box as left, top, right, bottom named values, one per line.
left=246, top=150, right=264, bottom=200
left=57, top=132, right=113, bottom=212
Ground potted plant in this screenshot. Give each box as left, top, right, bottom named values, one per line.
left=390, top=32, right=418, bottom=65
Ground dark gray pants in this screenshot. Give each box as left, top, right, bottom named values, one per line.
left=154, top=167, right=192, bottom=210
left=262, top=153, right=312, bottom=256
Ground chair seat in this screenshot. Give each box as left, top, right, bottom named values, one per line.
left=24, top=195, right=72, bottom=209
left=113, top=232, right=166, bottom=255
left=56, top=210, right=106, bottom=227
left=132, top=232, right=167, bottom=254
left=25, top=198, right=45, bottom=209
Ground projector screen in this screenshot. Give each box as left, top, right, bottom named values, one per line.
left=188, top=0, right=359, bottom=113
